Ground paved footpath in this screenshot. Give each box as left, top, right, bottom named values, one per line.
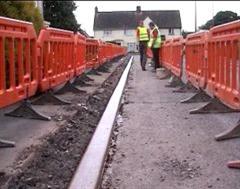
left=106, top=55, right=240, bottom=189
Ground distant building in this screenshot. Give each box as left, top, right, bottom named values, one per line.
left=94, top=6, right=182, bottom=52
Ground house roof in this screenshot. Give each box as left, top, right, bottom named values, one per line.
left=94, top=9, right=182, bottom=30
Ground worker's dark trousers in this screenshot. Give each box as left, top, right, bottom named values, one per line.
left=139, top=41, right=148, bottom=70
left=151, top=47, right=161, bottom=70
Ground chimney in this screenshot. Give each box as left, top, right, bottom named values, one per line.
left=95, top=6, right=98, bottom=13
left=136, top=6, right=141, bottom=13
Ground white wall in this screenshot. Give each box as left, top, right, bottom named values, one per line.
left=94, top=30, right=137, bottom=43
left=95, top=30, right=137, bottom=51
left=160, top=29, right=181, bottom=39
left=94, top=28, right=182, bottom=52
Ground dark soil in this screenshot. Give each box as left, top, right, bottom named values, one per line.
left=2, top=55, right=131, bottom=189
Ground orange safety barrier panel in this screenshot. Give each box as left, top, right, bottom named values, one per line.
left=185, top=31, right=209, bottom=89
left=95, top=40, right=101, bottom=69
left=159, top=45, right=163, bottom=67
left=147, top=48, right=153, bottom=58
left=206, top=20, right=240, bottom=109
left=74, top=33, right=86, bottom=76
left=37, top=27, right=75, bottom=92
left=115, top=44, right=122, bottom=58
left=171, top=37, right=184, bottom=78
left=102, top=42, right=110, bottom=63
left=98, top=40, right=107, bottom=66
left=105, top=42, right=114, bottom=61
left=0, top=17, right=38, bottom=108
left=161, top=39, right=173, bottom=70
left=86, top=38, right=98, bottom=69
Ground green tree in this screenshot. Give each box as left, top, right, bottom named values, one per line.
left=200, top=11, right=240, bottom=30
left=0, top=1, right=43, bottom=34
left=43, top=1, right=80, bottom=32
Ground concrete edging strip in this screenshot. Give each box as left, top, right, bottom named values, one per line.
left=68, top=56, right=134, bottom=189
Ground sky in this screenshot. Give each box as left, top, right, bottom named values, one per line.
left=74, top=1, right=240, bottom=36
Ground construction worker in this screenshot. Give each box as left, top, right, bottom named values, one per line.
left=136, top=20, right=150, bottom=71
left=148, top=22, right=162, bottom=71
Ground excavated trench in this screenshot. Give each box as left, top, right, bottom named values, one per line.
left=1, top=55, right=131, bottom=189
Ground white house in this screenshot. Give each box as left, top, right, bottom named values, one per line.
left=94, top=6, right=182, bottom=52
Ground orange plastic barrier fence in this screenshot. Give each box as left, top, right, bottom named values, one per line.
left=105, top=42, right=114, bottom=61
left=171, top=37, right=184, bottom=77
left=206, top=20, right=240, bottom=109
left=98, top=40, right=107, bottom=66
left=161, top=39, right=173, bottom=70
left=37, top=27, right=75, bottom=92
left=86, top=38, right=99, bottom=69
left=75, top=32, right=86, bottom=76
left=0, top=16, right=127, bottom=109
left=0, top=17, right=38, bottom=108
left=185, top=31, right=208, bottom=89
left=147, top=48, right=153, bottom=58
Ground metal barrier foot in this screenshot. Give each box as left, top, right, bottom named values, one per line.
left=97, top=65, right=110, bottom=73
left=0, top=139, right=15, bottom=148
left=5, top=100, right=51, bottom=121
left=88, top=69, right=102, bottom=76
left=73, top=77, right=92, bottom=86
left=82, top=74, right=94, bottom=82
left=158, top=70, right=171, bottom=80
left=227, top=160, right=240, bottom=169
left=215, top=119, right=240, bottom=141
left=165, top=75, right=184, bottom=88
left=190, top=98, right=240, bottom=114
left=55, top=81, right=87, bottom=95
left=173, top=82, right=198, bottom=93
left=181, top=89, right=211, bottom=103
left=32, top=91, right=71, bottom=105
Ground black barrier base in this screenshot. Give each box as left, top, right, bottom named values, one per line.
left=165, top=75, right=185, bottom=88
left=32, top=91, right=71, bottom=105
left=215, top=119, right=240, bottom=141
left=181, top=89, right=211, bottom=103
left=97, top=64, right=110, bottom=73
left=81, top=74, right=94, bottom=82
left=73, top=76, right=92, bottom=87
left=55, top=81, right=87, bottom=95
left=173, top=82, right=198, bottom=93
left=5, top=100, right=51, bottom=121
left=88, top=69, right=102, bottom=76
left=189, top=98, right=240, bottom=114
left=0, top=139, right=15, bottom=148
left=159, top=70, right=171, bottom=80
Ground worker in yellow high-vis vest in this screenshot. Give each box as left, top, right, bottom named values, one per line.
left=148, top=22, right=162, bottom=71
left=136, top=20, right=150, bottom=71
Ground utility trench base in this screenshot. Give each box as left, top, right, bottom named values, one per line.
left=103, top=55, right=240, bottom=189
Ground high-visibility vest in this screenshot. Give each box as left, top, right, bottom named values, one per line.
left=137, top=26, right=149, bottom=41
left=148, top=26, right=161, bottom=48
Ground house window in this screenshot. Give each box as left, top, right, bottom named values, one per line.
left=127, top=43, right=136, bottom=52
left=168, top=28, right=174, bottom=35
left=103, top=30, right=112, bottom=36
left=124, top=30, right=133, bottom=36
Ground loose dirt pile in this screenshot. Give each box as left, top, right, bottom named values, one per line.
left=2, top=55, right=131, bottom=189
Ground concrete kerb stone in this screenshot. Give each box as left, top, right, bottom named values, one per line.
left=68, top=56, right=134, bottom=189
